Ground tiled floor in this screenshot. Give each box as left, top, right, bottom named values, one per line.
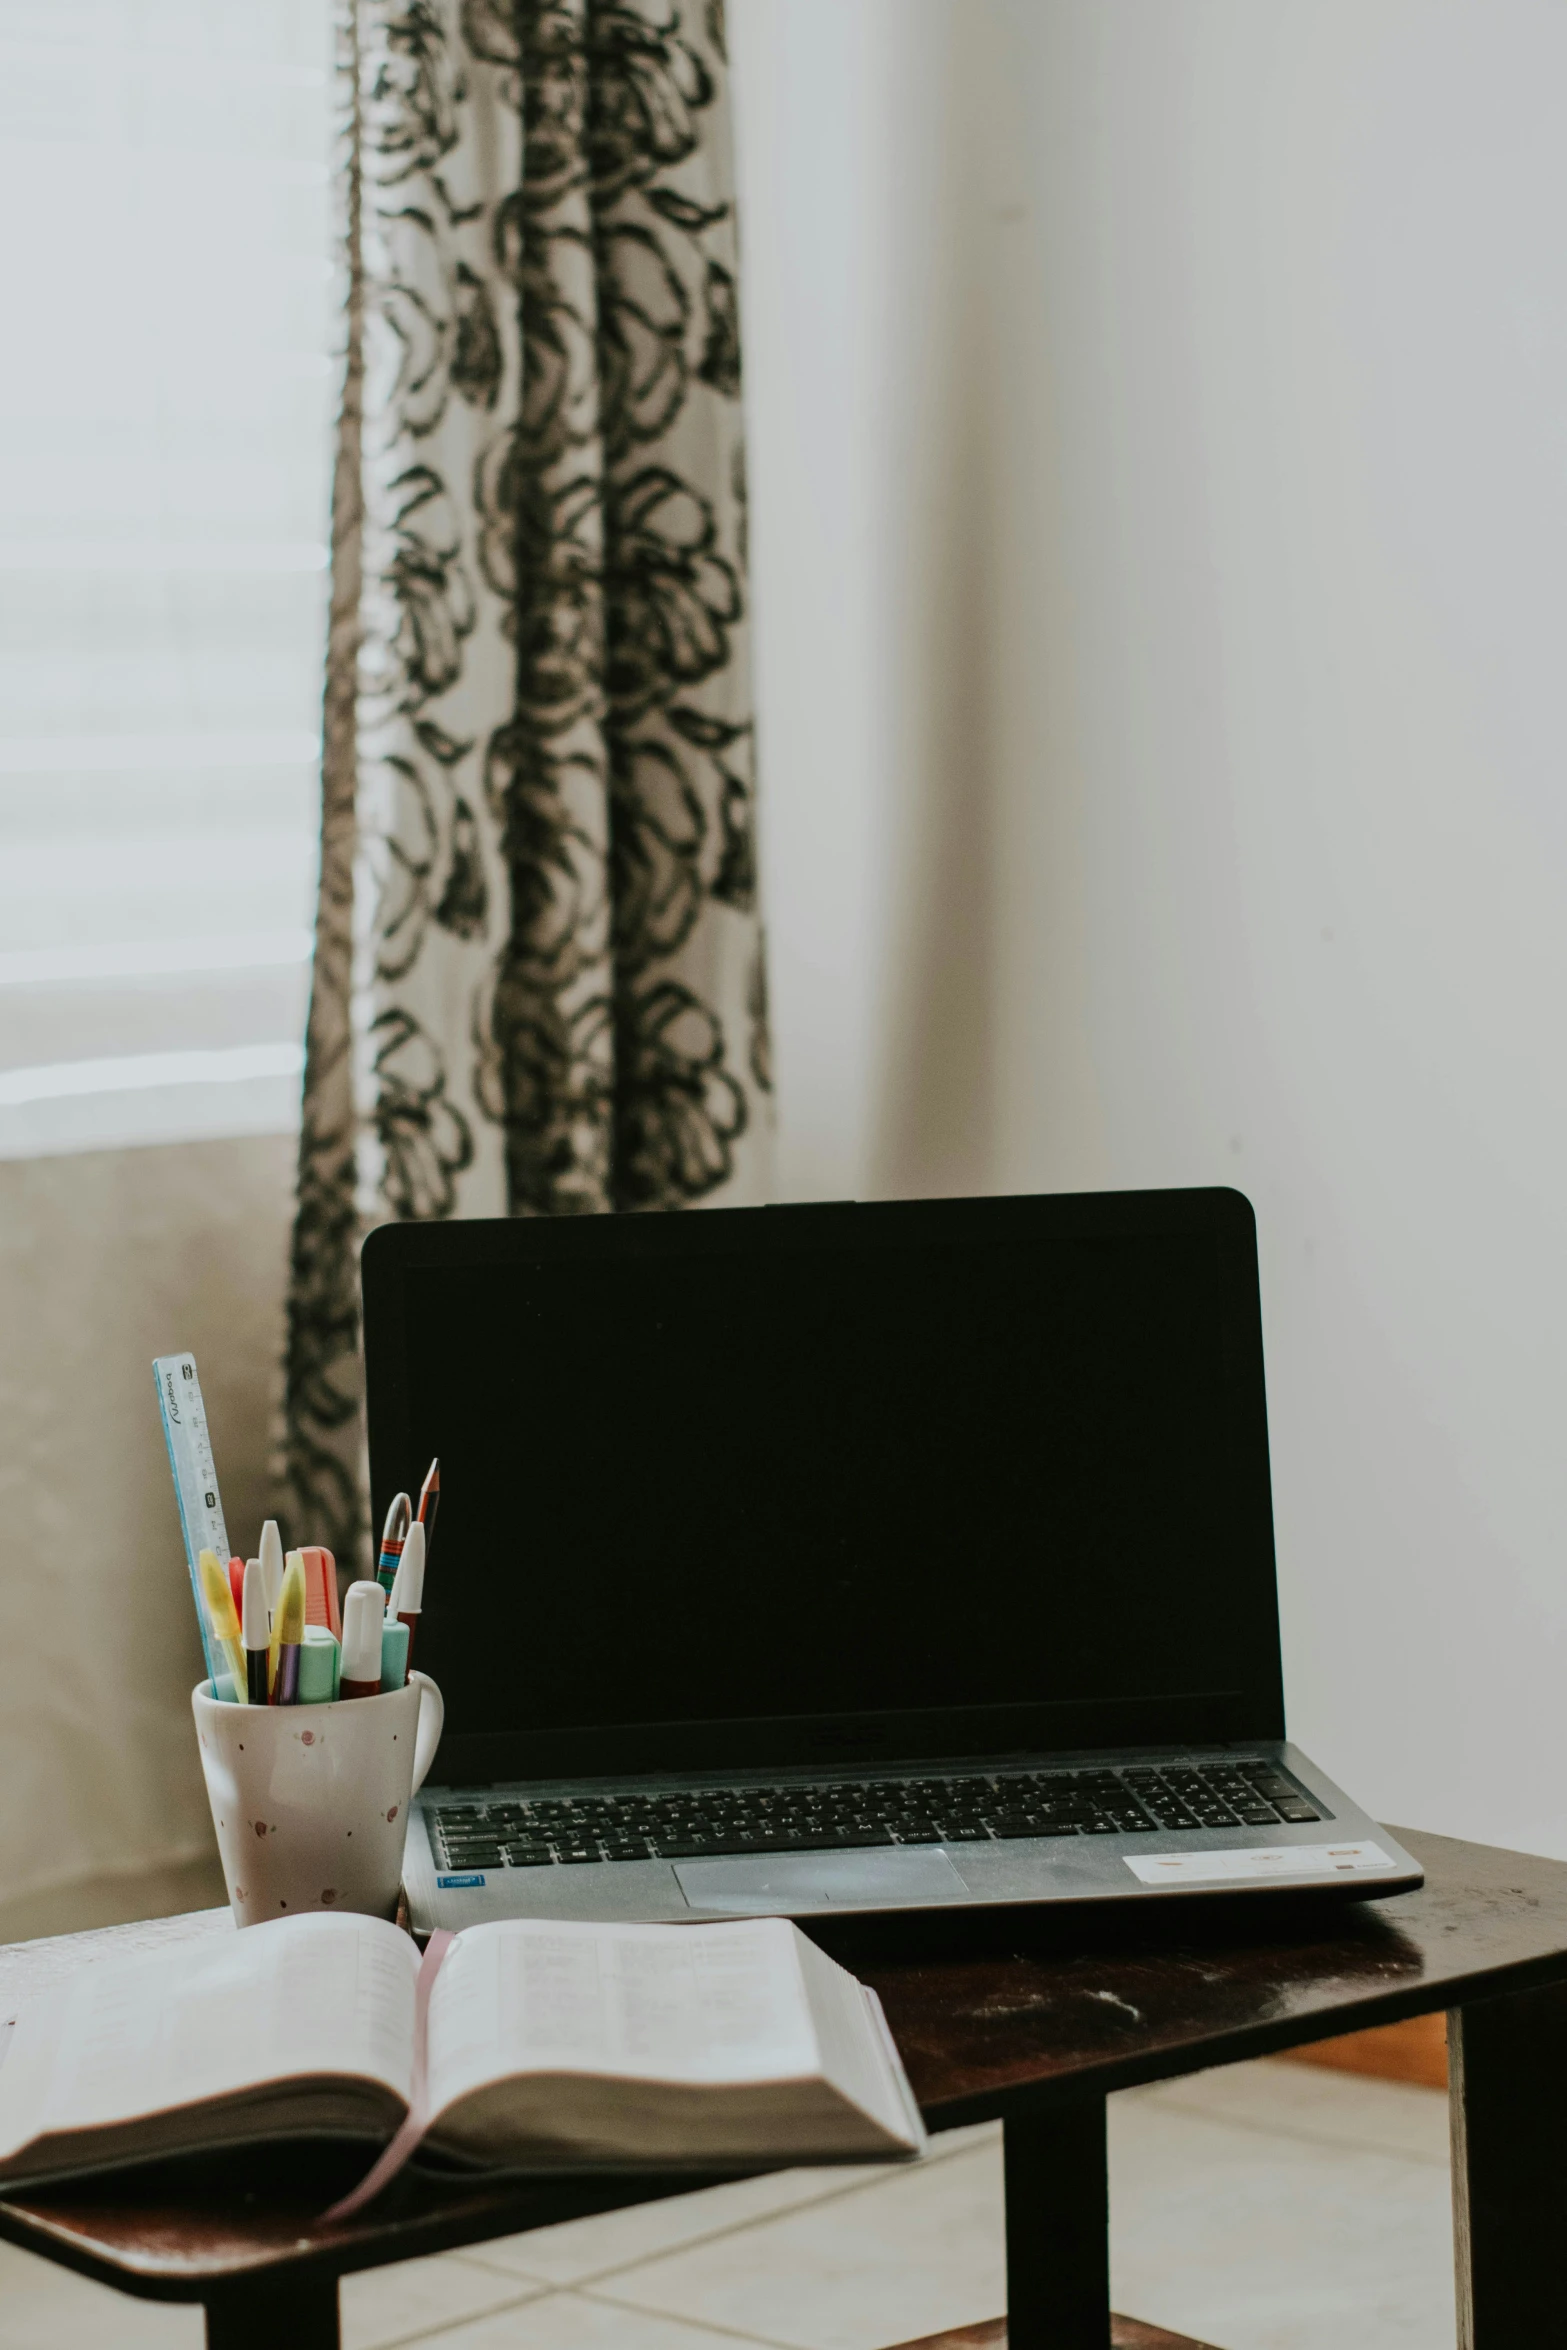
left=0, top=2062, right=1455, bottom=2350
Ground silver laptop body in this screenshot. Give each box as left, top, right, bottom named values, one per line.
left=359, top=1188, right=1424, bottom=1936
left=405, top=1741, right=1418, bottom=1931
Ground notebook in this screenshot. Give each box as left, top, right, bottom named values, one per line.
left=0, top=1912, right=923, bottom=2190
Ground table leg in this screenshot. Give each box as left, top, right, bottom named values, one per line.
left=1004, top=2099, right=1110, bottom=2350
left=1450, top=1981, right=1567, bottom=2346
left=204, top=2272, right=340, bottom=2350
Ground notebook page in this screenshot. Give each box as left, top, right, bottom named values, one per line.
left=0, top=1912, right=418, bottom=2158
left=427, top=1918, right=819, bottom=2119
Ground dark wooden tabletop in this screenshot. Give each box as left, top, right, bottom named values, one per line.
left=2, top=1823, right=1565, bottom=2305
left=845, top=1824, right=1567, bottom=2125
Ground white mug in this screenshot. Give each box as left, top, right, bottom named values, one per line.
left=192, top=1672, right=444, bottom=1928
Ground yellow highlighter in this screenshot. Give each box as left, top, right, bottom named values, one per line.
left=198, top=1548, right=248, bottom=1705
left=269, top=1551, right=308, bottom=1705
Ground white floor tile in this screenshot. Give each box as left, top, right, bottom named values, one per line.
left=464, top=2166, right=901, bottom=2288
left=587, top=2141, right=1006, bottom=2350
left=341, top=2249, right=548, bottom=2349
left=1133, top=2058, right=1450, bottom=2167
left=1109, top=2070, right=1456, bottom=2350
left=410, top=2287, right=784, bottom=2350
left=0, top=2237, right=200, bottom=2350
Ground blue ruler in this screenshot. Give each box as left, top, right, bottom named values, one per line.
left=153, top=1352, right=227, bottom=1691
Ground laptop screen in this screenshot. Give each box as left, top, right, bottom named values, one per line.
left=363, top=1189, right=1285, bottom=1783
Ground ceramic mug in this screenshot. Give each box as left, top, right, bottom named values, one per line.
left=192, top=1673, right=444, bottom=1927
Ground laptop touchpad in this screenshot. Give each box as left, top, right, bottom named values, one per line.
left=674, top=1847, right=970, bottom=1914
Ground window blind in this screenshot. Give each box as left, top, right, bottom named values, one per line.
left=0, top=0, right=332, bottom=1157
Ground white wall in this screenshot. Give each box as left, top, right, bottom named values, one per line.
left=735, top=0, right=1567, bottom=1854
left=0, top=1137, right=294, bottom=1935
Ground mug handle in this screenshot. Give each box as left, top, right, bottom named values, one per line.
left=409, top=1671, right=445, bottom=1794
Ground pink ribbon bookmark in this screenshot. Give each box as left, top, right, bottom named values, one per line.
left=323, top=1929, right=455, bottom=2224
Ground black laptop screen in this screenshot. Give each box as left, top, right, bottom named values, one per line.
left=363, top=1190, right=1284, bottom=1781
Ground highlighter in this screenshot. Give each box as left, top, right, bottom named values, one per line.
left=388, top=1519, right=425, bottom=1669
left=340, top=1580, right=386, bottom=1699
left=298, top=1625, right=340, bottom=1704
left=376, top=1492, right=411, bottom=1599
left=271, top=1551, right=307, bottom=1704
left=297, top=1544, right=341, bottom=1639
left=198, top=1549, right=248, bottom=1705
left=380, top=1618, right=410, bottom=1692
left=241, top=1557, right=270, bottom=1706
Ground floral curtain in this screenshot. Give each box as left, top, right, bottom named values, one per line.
left=279, top=0, right=771, bottom=1564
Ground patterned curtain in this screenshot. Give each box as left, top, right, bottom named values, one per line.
left=279, top=0, right=771, bottom=1565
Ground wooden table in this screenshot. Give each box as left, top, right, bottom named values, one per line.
left=2, top=1826, right=1565, bottom=2349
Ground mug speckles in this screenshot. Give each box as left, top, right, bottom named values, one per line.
left=191, top=1673, right=443, bottom=1928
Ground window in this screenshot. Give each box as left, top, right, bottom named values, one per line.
left=0, top=0, right=332, bottom=1158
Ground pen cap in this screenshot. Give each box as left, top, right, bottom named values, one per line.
left=240, top=1557, right=268, bottom=1649
left=379, top=1618, right=410, bottom=1691
left=390, top=1518, right=425, bottom=1615
left=258, top=1520, right=284, bottom=1615
left=298, top=1625, right=340, bottom=1704
left=341, top=1580, right=387, bottom=1684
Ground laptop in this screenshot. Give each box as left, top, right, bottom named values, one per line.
left=362, top=1187, right=1422, bottom=1933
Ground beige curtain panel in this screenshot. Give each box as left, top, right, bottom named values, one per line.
left=279, top=0, right=772, bottom=1566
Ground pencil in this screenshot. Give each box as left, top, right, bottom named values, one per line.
left=416, top=1457, right=440, bottom=1556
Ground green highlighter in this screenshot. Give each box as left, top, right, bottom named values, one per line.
left=380, top=1619, right=410, bottom=1692
left=299, top=1626, right=340, bottom=1705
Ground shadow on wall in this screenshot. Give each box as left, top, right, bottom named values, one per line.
left=873, top=261, right=998, bottom=1201
left=0, top=1134, right=297, bottom=1940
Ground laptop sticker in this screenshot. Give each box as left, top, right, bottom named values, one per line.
left=1124, top=1841, right=1394, bottom=1887
left=437, top=1873, right=487, bottom=1889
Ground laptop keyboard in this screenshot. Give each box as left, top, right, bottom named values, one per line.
left=430, top=1758, right=1322, bottom=1872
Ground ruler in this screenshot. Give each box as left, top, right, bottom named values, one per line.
left=153, top=1352, right=228, bottom=1691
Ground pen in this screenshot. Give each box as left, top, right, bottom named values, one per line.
left=340, top=1580, right=386, bottom=1700
left=376, top=1492, right=411, bottom=1600
left=241, top=1557, right=270, bottom=1705
left=198, top=1549, right=248, bottom=1704
left=272, top=1551, right=307, bottom=1704
left=226, top=1556, right=246, bottom=1618
left=259, top=1519, right=284, bottom=1627
left=388, top=1519, right=424, bottom=1669
left=416, top=1457, right=440, bottom=1557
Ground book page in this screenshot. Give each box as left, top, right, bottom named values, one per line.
left=792, top=1937, right=925, bottom=2151
left=427, top=1918, right=821, bottom=2121
left=0, top=1912, right=418, bottom=2161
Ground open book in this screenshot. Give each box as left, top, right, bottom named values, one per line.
left=0, top=1913, right=924, bottom=2190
